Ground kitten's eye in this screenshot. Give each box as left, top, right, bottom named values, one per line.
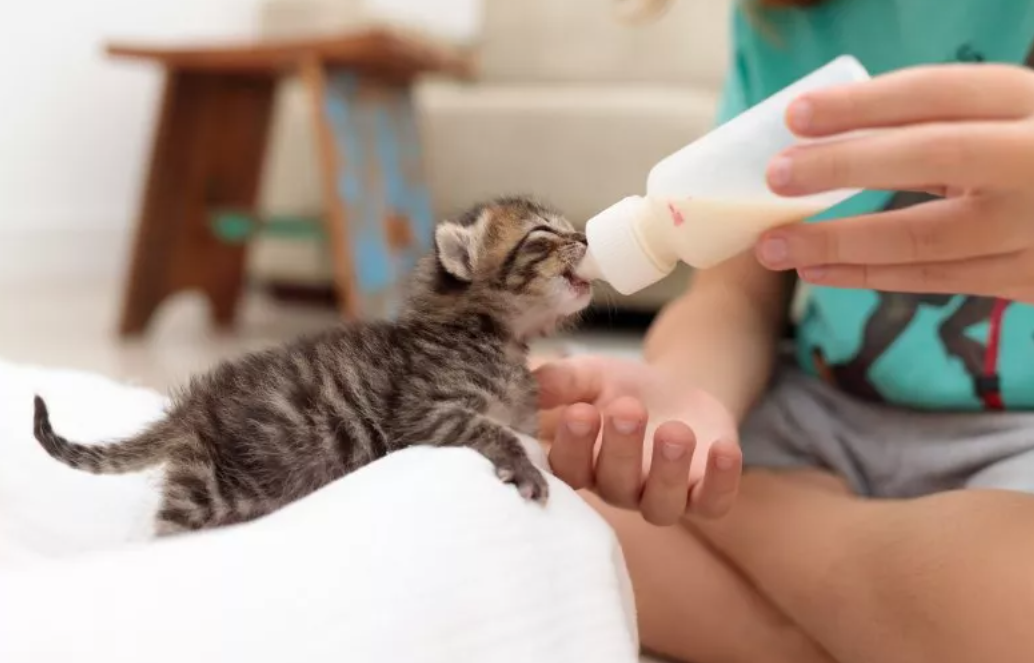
left=522, top=237, right=555, bottom=256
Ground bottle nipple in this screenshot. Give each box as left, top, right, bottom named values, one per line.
left=574, top=251, right=603, bottom=282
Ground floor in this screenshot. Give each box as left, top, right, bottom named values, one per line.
left=0, top=279, right=644, bottom=393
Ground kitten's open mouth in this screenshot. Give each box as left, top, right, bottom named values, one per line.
left=563, top=269, right=592, bottom=294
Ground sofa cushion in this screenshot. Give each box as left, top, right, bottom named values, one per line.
left=417, top=80, right=720, bottom=221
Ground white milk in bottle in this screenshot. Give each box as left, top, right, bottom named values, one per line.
left=577, top=56, right=871, bottom=295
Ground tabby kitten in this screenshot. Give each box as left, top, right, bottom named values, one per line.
left=33, top=197, right=593, bottom=537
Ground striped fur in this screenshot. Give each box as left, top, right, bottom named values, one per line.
left=32, top=197, right=592, bottom=537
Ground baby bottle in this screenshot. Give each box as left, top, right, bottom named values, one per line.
left=578, top=55, right=871, bottom=295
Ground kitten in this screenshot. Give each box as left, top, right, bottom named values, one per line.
left=32, top=197, right=593, bottom=537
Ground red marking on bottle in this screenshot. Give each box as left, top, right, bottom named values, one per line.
left=668, top=202, right=685, bottom=227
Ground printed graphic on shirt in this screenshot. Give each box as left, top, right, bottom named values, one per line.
left=810, top=294, right=1013, bottom=410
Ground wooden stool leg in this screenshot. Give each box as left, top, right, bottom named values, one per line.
left=302, top=59, right=360, bottom=319
left=119, top=69, right=275, bottom=337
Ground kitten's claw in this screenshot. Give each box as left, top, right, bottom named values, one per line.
left=496, top=460, right=549, bottom=504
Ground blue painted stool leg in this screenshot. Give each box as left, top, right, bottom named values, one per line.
left=349, top=82, right=397, bottom=319
left=395, top=87, right=435, bottom=254
left=306, top=61, right=436, bottom=320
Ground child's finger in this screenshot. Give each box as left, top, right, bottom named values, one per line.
left=639, top=422, right=696, bottom=526
left=756, top=197, right=1013, bottom=271
left=798, top=250, right=1028, bottom=300
left=771, top=123, right=1034, bottom=195
left=688, top=439, right=742, bottom=519
left=595, top=397, right=648, bottom=510
left=789, top=64, right=1034, bottom=137
left=533, top=357, right=605, bottom=409
left=548, top=404, right=601, bottom=490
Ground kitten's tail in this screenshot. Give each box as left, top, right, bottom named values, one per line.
left=33, top=395, right=169, bottom=474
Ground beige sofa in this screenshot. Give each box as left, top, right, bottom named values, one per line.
left=254, top=0, right=733, bottom=311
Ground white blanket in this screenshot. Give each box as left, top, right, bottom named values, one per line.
left=0, top=359, right=638, bottom=662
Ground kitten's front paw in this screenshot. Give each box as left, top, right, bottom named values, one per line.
left=514, top=432, right=551, bottom=472
left=496, top=458, right=549, bottom=504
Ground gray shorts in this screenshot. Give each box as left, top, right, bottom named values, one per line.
left=742, top=367, right=1034, bottom=498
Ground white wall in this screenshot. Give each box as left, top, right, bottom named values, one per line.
left=0, top=0, right=267, bottom=283
left=0, top=0, right=478, bottom=284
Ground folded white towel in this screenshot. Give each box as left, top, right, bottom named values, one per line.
left=0, top=359, right=639, bottom=663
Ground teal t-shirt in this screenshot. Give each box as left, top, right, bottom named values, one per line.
left=719, top=0, right=1034, bottom=411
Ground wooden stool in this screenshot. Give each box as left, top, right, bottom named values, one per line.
left=108, top=30, right=471, bottom=336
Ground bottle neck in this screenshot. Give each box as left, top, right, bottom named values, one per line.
left=632, top=197, right=681, bottom=270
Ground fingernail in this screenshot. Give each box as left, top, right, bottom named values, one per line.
left=661, top=442, right=686, bottom=461
left=759, top=236, right=789, bottom=265
left=788, top=99, right=813, bottom=132
left=715, top=455, right=736, bottom=471
left=566, top=420, right=592, bottom=437
left=613, top=418, right=640, bottom=435
left=767, top=156, right=794, bottom=189
left=799, top=266, right=826, bottom=282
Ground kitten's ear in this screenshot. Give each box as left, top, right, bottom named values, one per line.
left=435, top=222, right=477, bottom=281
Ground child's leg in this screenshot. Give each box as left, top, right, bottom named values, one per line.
left=630, top=362, right=1034, bottom=662
left=696, top=470, right=1034, bottom=663
left=583, top=490, right=835, bottom=663
left=694, top=367, right=1034, bottom=662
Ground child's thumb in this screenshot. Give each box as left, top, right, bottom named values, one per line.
left=533, top=356, right=605, bottom=409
